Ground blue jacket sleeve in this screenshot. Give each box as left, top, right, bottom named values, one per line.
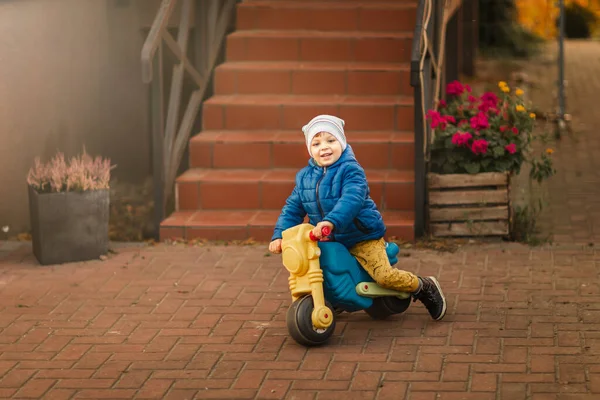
left=271, top=185, right=306, bottom=241
left=323, top=164, right=367, bottom=231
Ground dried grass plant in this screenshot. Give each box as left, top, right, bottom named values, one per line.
left=27, top=148, right=116, bottom=193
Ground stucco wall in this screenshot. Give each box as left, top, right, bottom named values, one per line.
left=0, top=0, right=152, bottom=234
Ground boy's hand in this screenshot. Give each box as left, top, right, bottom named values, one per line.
left=312, top=221, right=334, bottom=239
left=269, top=239, right=282, bottom=254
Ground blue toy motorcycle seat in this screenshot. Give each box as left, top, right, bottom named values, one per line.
left=318, top=241, right=400, bottom=312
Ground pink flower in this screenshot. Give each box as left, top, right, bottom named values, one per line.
left=465, top=84, right=472, bottom=93
left=439, top=99, right=447, bottom=108
left=451, top=132, right=473, bottom=147
left=427, top=111, right=456, bottom=130
left=444, top=115, right=456, bottom=124
left=470, top=112, right=489, bottom=131
left=468, top=95, right=478, bottom=103
left=505, top=143, right=517, bottom=154
left=500, top=126, right=508, bottom=133
left=451, top=133, right=462, bottom=146
left=471, top=139, right=489, bottom=155
left=478, top=92, right=499, bottom=113
left=478, top=102, right=494, bottom=113
left=427, top=110, right=447, bottom=130
left=446, top=80, right=464, bottom=96
left=481, top=92, right=499, bottom=106
left=511, top=127, right=519, bottom=135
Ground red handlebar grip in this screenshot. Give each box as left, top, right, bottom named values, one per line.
left=308, top=226, right=331, bottom=241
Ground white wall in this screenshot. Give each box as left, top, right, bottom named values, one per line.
left=0, top=0, right=152, bottom=233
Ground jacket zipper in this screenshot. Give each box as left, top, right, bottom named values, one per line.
left=315, top=166, right=327, bottom=219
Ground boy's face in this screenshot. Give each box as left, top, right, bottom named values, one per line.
left=310, top=132, right=342, bottom=167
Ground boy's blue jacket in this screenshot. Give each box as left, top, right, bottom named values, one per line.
left=271, top=145, right=386, bottom=248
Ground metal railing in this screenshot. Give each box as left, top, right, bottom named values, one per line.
left=141, top=0, right=475, bottom=239
left=410, top=0, right=477, bottom=237
left=141, top=0, right=238, bottom=237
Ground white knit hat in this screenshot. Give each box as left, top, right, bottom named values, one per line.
left=302, top=115, right=347, bottom=156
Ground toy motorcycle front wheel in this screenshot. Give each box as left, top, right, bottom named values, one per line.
left=286, top=295, right=336, bottom=347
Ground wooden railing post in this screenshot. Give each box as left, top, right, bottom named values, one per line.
left=163, top=0, right=194, bottom=205
left=444, top=11, right=459, bottom=87
left=411, top=2, right=427, bottom=239
left=461, top=0, right=478, bottom=77
left=151, top=43, right=165, bottom=238
left=142, top=0, right=238, bottom=238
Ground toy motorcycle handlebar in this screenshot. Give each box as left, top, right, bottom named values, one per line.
left=308, top=226, right=331, bottom=241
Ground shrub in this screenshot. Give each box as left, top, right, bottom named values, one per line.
left=478, top=0, right=544, bottom=58
left=563, top=2, right=597, bottom=38
left=27, top=149, right=115, bottom=193
left=428, top=80, right=556, bottom=183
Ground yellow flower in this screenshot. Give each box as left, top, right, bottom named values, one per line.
left=501, top=86, right=510, bottom=93
left=546, top=148, right=554, bottom=155
left=498, top=81, right=507, bottom=88
left=516, top=105, right=525, bottom=112
left=516, top=88, right=524, bottom=96
left=530, top=112, right=536, bottom=119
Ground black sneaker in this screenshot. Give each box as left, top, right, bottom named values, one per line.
left=412, top=277, right=447, bottom=321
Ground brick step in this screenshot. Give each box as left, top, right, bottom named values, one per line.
left=237, top=1, right=417, bottom=33
left=175, top=168, right=414, bottom=212
left=203, top=94, right=414, bottom=131
left=214, top=61, right=411, bottom=96
left=189, top=131, right=414, bottom=170
left=160, top=210, right=415, bottom=242
left=226, top=30, right=413, bottom=63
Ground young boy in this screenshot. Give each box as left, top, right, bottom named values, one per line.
left=269, top=114, right=447, bottom=321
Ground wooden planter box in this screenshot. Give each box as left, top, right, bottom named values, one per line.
left=427, top=172, right=510, bottom=237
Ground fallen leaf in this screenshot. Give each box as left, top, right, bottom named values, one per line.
left=17, top=233, right=31, bottom=241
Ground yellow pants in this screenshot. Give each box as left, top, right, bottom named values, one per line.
left=349, top=238, right=420, bottom=292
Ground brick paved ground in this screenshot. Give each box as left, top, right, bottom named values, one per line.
left=0, top=240, right=599, bottom=399
left=1, top=40, right=600, bottom=399
left=522, top=40, right=600, bottom=244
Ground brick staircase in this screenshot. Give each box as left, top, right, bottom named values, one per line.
left=160, top=0, right=418, bottom=243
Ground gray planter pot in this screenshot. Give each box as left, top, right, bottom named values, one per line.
left=28, top=186, right=109, bottom=265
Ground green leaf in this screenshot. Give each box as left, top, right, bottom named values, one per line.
left=494, top=159, right=511, bottom=171
left=447, top=152, right=462, bottom=163
left=442, top=163, right=456, bottom=174
left=464, top=163, right=481, bottom=174
left=493, top=146, right=505, bottom=158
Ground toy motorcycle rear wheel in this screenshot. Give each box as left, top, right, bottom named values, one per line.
left=286, top=295, right=336, bottom=347
left=364, top=296, right=411, bottom=320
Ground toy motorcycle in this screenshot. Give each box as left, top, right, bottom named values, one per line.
left=281, top=223, right=412, bottom=347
